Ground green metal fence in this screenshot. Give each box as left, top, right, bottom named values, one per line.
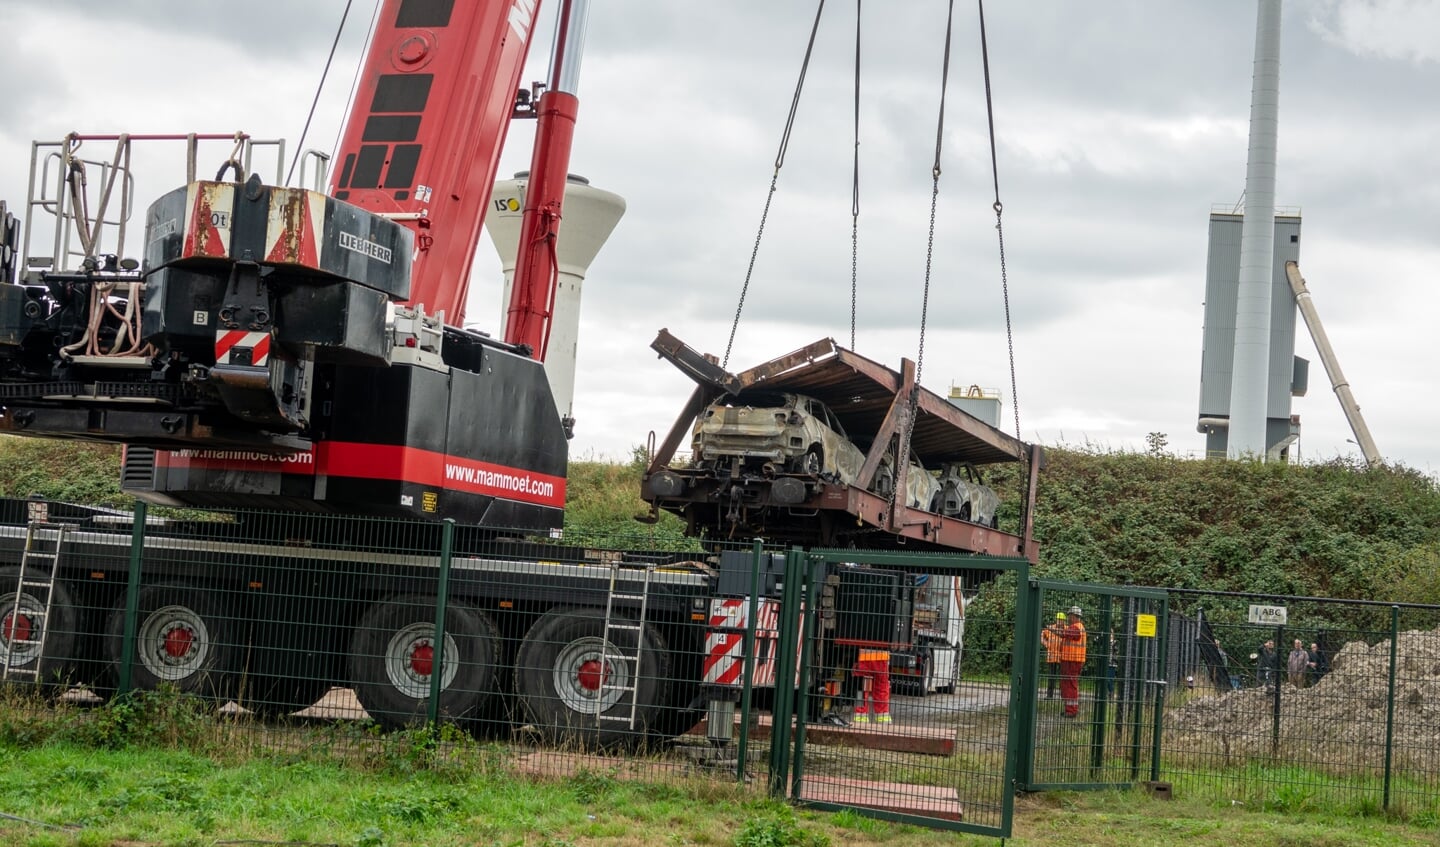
left=1160, top=588, right=1440, bottom=818
left=774, top=548, right=1031, bottom=838
left=1, top=499, right=761, bottom=769
left=10, top=495, right=1440, bottom=830
left=1016, top=580, right=1169, bottom=791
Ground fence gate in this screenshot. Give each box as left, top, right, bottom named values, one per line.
left=1018, top=580, right=1169, bottom=791
left=769, top=548, right=1031, bottom=839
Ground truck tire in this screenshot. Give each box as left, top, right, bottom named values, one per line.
left=104, top=583, right=236, bottom=700
left=0, top=567, right=79, bottom=695
left=514, top=607, right=672, bottom=750
left=346, top=596, right=499, bottom=730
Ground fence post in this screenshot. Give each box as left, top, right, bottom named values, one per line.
left=1090, top=598, right=1114, bottom=774
left=1270, top=624, right=1283, bottom=756
left=737, top=538, right=764, bottom=782
left=1149, top=599, right=1169, bottom=784
left=767, top=547, right=804, bottom=797
left=427, top=518, right=455, bottom=728
left=117, top=500, right=148, bottom=695
left=1128, top=607, right=1147, bottom=780
left=1383, top=604, right=1400, bottom=811
left=1010, top=578, right=1040, bottom=790
left=790, top=555, right=824, bottom=800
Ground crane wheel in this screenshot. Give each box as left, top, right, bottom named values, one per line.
left=104, top=583, right=236, bottom=700
left=346, top=596, right=499, bottom=730
left=514, top=606, right=672, bottom=751
left=1, top=566, right=79, bottom=698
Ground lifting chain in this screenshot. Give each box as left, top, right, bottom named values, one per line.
left=724, top=0, right=828, bottom=369
left=849, top=0, right=862, bottom=352
left=898, top=0, right=956, bottom=471
left=978, top=0, right=1023, bottom=443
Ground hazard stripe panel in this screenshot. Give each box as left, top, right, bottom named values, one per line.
left=214, top=330, right=272, bottom=366
left=703, top=598, right=799, bottom=688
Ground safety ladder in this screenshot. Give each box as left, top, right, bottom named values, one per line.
left=2, top=522, right=70, bottom=682
left=596, top=562, right=655, bottom=728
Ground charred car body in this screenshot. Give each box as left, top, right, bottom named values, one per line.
left=641, top=330, right=1041, bottom=558
left=693, top=391, right=865, bottom=488
left=936, top=462, right=1001, bottom=528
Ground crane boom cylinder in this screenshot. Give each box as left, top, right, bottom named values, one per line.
left=1284, top=261, right=1380, bottom=467
left=503, top=89, right=578, bottom=357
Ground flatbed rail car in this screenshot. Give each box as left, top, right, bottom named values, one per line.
left=0, top=497, right=721, bottom=745
left=641, top=331, right=1042, bottom=560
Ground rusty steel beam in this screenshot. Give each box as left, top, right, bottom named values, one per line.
left=913, top=389, right=1026, bottom=461
left=1020, top=444, right=1044, bottom=554
left=855, top=358, right=914, bottom=493
left=651, top=329, right=742, bottom=396
left=888, top=360, right=918, bottom=532
left=829, top=346, right=903, bottom=394
left=736, top=337, right=842, bottom=388
left=833, top=485, right=1034, bottom=560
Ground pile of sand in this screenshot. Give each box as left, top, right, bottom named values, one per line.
left=1163, top=627, right=1440, bottom=769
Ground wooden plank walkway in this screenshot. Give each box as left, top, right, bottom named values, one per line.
left=510, top=752, right=963, bottom=822
left=688, top=713, right=956, bottom=756
left=799, top=775, right=963, bottom=821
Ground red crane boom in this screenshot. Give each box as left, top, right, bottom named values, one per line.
left=330, top=0, right=543, bottom=326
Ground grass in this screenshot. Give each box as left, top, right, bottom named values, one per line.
left=2, top=688, right=1440, bottom=846
left=2, top=741, right=1439, bottom=847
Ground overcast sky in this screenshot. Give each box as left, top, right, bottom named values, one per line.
left=1, top=0, right=1436, bottom=475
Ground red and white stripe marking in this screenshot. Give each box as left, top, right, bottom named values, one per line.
left=182, top=182, right=234, bottom=259
left=703, top=598, right=801, bottom=688
left=214, top=330, right=271, bottom=366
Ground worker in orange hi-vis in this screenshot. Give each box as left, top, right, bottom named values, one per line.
left=1060, top=606, right=1088, bottom=718
left=1041, top=611, right=1066, bottom=700
left=852, top=648, right=892, bottom=724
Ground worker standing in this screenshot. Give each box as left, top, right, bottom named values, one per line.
left=1041, top=612, right=1066, bottom=700
left=853, top=648, right=892, bottom=724
left=1060, top=606, right=1087, bottom=718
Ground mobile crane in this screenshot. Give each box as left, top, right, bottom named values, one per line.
left=0, top=0, right=575, bottom=533
left=0, top=0, right=1033, bottom=746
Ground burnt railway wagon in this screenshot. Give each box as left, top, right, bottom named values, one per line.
left=641, top=330, right=1042, bottom=560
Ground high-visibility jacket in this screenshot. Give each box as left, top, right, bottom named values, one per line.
left=1060, top=621, right=1087, bottom=663
left=1041, top=625, right=1063, bottom=664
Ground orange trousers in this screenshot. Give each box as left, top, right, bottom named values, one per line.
left=853, top=658, right=891, bottom=716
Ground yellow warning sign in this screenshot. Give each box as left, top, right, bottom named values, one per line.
left=1135, top=614, right=1157, bottom=638
left=422, top=491, right=438, bottom=513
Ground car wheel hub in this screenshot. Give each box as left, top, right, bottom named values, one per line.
left=384, top=623, right=458, bottom=699
left=138, top=604, right=210, bottom=680
left=554, top=636, right=628, bottom=714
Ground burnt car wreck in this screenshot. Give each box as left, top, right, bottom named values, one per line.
left=640, top=329, right=1042, bottom=559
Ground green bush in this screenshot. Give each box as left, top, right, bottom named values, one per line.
left=734, top=805, right=830, bottom=847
